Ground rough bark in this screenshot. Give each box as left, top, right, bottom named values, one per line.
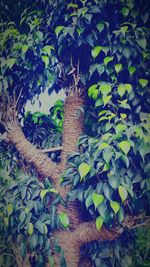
left=57, top=96, right=84, bottom=230
left=60, top=96, right=84, bottom=171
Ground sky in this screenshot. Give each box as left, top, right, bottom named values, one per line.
left=25, top=89, right=66, bottom=114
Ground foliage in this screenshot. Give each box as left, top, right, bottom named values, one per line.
left=81, top=227, right=150, bottom=267
left=0, top=163, right=67, bottom=266
left=59, top=0, right=150, bottom=231
left=0, top=0, right=150, bottom=266
left=23, top=100, right=64, bottom=161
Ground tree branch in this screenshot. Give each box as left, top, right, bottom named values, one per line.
left=7, top=122, right=61, bottom=188
left=75, top=221, right=123, bottom=245
left=74, top=215, right=150, bottom=245
left=40, top=146, right=63, bottom=153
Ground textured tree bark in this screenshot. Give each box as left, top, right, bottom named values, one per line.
left=60, top=96, right=84, bottom=171
left=58, top=96, right=84, bottom=229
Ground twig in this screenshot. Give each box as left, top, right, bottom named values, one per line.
left=39, top=146, right=63, bottom=153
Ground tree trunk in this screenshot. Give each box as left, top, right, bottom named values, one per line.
left=57, top=96, right=84, bottom=229
left=53, top=96, right=85, bottom=266
left=60, top=96, right=84, bottom=171
left=6, top=95, right=122, bottom=267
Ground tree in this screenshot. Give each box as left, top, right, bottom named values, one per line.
left=0, top=0, right=150, bottom=266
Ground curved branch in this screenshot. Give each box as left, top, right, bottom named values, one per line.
left=75, top=221, right=123, bottom=245
left=8, top=122, right=61, bottom=188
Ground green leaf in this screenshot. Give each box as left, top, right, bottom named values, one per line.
left=22, top=45, right=29, bottom=54
left=19, top=211, right=26, bottom=222
left=120, top=26, right=128, bottom=36
left=95, top=98, right=103, bottom=107
left=6, top=58, right=16, bottom=69
left=98, top=142, right=109, bottom=151
left=67, top=3, right=78, bottom=9
left=117, top=84, right=126, bottom=98
left=108, top=173, right=119, bottom=189
left=102, top=163, right=110, bottom=172
left=115, top=124, right=126, bottom=134
left=40, top=189, right=48, bottom=199
left=7, top=204, right=13, bottom=216
left=78, top=162, right=91, bottom=180
left=125, top=84, right=132, bottom=93
left=103, top=149, right=114, bottom=164
left=115, top=64, right=122, bottom=74
left=91, top=46, right=102, bottom=58
left=103, top=183, right=112, bottom=200
left=102, top=46, right=109, bottom=55
left=141, top=12, right=149, bottom=23
left=139, top=142, right=150, bottom=162
left=49, top=188, right=58, bottom=194
left=41, top=56, right=49, bottom=67
left=42, top=45, right=54, bottom=55
left=120, top=113, right=127, bottom=119
left=102, top=95, right=112, bottom=107
left=35, top=31, right=43, bottom=40
left=128, top=66, right=136, bottom=75
left=122, top=7, right=129, bottom=17
left=59, top=212, right=69, bottom=228
left=121, top=154, right=130, bottom=168
left=104, top=56, right=113, bottom=66
left=137, top=37, right=147, bottom=49
left=30, top=233, right=38, bottom=250
left=96, top=216, right=104, bottom=231
left=139, top=79, right=148, bottom=88
left=118, top=141, right=131, bottom=155
left=92, top=192, right=104, bottom=209
left=118, top=207, right=125, bottom=222
left=97, top=64, right=105, bottom=75
left=110, top=201, right=120, bottom=214
left=96, top=23, right=105, bottom=32
left=123, top=47, right=131, bottom=58
left=28, top=222, right=34, bottom=235
left=118, top=186, right=128, bottom=202
left=99, top=84, right=111, bottom=96
left=4, top=217, right=9, bottom=226
left=88, top=84, right=98, bottom=99
left=55, top=26, right=64, bottom=36
left=35, top=221, right=47, bottom=234
left=85, top=194, right=93, bottom=209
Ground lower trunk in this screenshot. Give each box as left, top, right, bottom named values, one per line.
left=52, top=222, right=122, bottom=267
left=6, top=96, right=123, bottom=267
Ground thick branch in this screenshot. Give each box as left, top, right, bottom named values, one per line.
left=75, top=221, right=123, bottom=245
left=7, top=123, right=61, bottom=188
left=75, top=215, right=150, bottom=245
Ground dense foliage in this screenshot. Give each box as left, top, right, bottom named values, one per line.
left=0, top=0, right=150, bottom=266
